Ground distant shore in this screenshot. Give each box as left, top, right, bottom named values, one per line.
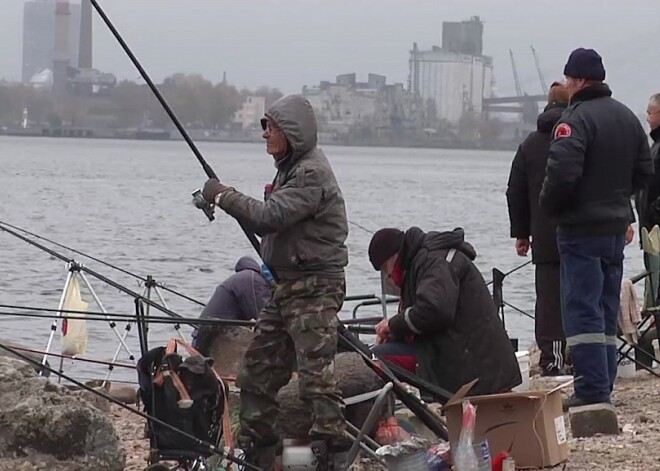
left=0, top=126, right=520, bottom=152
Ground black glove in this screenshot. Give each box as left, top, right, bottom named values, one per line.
left=202, top=178, right=230, bottom=203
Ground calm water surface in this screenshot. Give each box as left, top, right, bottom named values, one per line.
left=0, top=136, right=645, bottom=382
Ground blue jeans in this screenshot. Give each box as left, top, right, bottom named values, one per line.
left=557, top=232, right=624, bottom=403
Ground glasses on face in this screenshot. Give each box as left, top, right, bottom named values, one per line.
left=261, top=119, right=280, bottom=135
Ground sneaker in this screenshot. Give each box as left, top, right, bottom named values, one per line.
left=541, top=365, right=573, bottom=377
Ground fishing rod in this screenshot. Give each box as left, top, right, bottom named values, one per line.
left=0, top=304, right=382, bottom=329
left=486, top=259, right=532, bottom=286
left=0, top=303, right=256, bottom=328
left=0, top=220, right=205, bottom=307
left=7, top=345, right=136, bottom=370
left=7, top=345, right=239, bottom=383
left=0, top=222, right=192, bottom=326
left=0, top=341, right=260, bottom=471
left=88, top=0, right=261, bottom=258
left=88, top=1, right=448, bottom=440
left=0, top=309, right=250, bottom=329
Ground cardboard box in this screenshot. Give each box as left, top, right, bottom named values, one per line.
left=445, top=380, right=571, bottom=468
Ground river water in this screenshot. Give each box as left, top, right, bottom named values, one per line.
left=0, top=136, right=646, bottom=382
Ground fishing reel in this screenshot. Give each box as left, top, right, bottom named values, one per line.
left=192, top=189, right=215, bottom=221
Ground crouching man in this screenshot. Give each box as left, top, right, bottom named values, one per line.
left=367, top=227, right=522, bottom=396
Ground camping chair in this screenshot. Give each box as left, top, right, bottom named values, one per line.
left=616, top=269, right=660, bottom=379
left=345, top=382, right=394, bottom=467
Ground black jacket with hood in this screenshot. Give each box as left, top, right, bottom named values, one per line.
left=506, top=103, right=566, bottom=264
left=388, top=227, right=522, bottom=396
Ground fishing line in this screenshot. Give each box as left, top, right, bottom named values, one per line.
left=0, top=220, right=205, bottom=307
left=0, top=341, right=260, bottom=471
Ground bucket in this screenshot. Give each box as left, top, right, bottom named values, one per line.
left=616, top=338, right=636, bottom=379
left=383, top=450, right=429, bottom=471
left=513, top=350, right=530, bottom=392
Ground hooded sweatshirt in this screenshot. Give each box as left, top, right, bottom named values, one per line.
left=216, top=95, right=349, bottom=280
left=388, top=227, right=522, bottom=397
left=199, top=256, right=270, bottom=322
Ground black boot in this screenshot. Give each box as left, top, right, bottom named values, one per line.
left=310, top=435, right=353, bottom=471
left=239, top=437, right=278, bottom=471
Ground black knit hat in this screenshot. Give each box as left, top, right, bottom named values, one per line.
left=563, top=48, right=606, bottom=81
left=368, top=228, right=404, bottom=270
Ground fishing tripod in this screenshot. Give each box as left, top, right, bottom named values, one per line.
left=44, top=261, right=185, bottom=385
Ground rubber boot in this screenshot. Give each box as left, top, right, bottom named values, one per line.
left=310, top=436, right=352, bottom=471
left=243, top=444, right=277, bottom=471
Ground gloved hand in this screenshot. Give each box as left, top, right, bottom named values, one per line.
left=202, top=178, right=231, bottom=203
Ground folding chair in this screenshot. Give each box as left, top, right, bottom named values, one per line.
left=616, top=270, right=660, bottom=378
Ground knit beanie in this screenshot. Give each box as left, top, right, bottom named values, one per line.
left=368, top=228, right=404, bottom=270
left=563, top=48, right=606, bottom=81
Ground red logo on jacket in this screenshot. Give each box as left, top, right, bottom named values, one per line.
left=554, top=123, right=572, bottom=139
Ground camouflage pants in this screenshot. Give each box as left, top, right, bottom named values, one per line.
left=236, top=275, right=346, bottom=444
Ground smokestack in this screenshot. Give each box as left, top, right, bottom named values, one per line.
left=79, top=0, right=92, bottom=68
left=53, top=0, right=71, bottom=96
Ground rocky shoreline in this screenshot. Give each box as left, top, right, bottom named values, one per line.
left=113, top=370, right=660, bottom=471
left=2, top=348, right=660, bottom=470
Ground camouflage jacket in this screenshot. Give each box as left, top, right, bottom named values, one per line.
left=217, top=95, right=349, bottom=280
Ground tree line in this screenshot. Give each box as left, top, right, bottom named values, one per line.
left=0, top=74, right=283, bottom=129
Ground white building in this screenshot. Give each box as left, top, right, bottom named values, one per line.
left=409, top=46, right=494, bottom=125
left=233, top=96, right=266, bottom=130
left=302, top=73, right=422, bottom=134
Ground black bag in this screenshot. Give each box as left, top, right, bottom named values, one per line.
left=137, top=344, right=226, bottom=456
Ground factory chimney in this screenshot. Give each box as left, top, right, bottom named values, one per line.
left=52, top=0, right=70, bottom=96
left=79, top=0, right=92, bottom=68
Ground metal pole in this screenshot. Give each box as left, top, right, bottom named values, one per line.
left=43, top=266, right=75, bottom=369
left=78, top=271, right=136, bottom=362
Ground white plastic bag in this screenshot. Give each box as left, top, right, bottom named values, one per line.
left=454, top=399, right=480, bottom=471
left=60, top=275, right=88, bottom=356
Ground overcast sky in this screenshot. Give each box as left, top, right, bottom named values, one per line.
left=2, top=0, right=659, bottom=114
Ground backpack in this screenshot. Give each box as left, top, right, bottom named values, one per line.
left=137, top=339, right=231, bottom=456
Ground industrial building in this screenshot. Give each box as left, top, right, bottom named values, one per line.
left=22, top=0, right=115, bottom=95
left=408, top=16, right=494, bottom=126
left=302, top=73, right=423, bottom=136
left=22, top=0, right=81, bottom=84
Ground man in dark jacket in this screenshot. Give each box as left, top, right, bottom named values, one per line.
left=540, top=48, right=653, bottom=411
left=191, top=256, right=272, bottom=355
left=633, top=93, right=660, bottom=368
left=506, top=83, right=569, bottom=376
left=201, top=95, right=350, bottom=469
left=367, top=227, right=522, bottom=397
left=637, top=93, right=660, bottom=235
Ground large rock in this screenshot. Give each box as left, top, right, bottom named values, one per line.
left=0, top=357, right=125, bottom=470
left=208, top=326, right=255, bottom=377
left=569, top=403, right=620, bottom=438
left=274, top=352, right=394, bottom=438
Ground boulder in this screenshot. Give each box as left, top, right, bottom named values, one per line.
left=0, top=339, right=51, bottom=377
left=0, top=356, right=125, bottom=470
left=569, top=402, right=620, bottom=438
left=274, top=352, right=394, bottom=438
left=208, top=326, right=255, bottom=377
